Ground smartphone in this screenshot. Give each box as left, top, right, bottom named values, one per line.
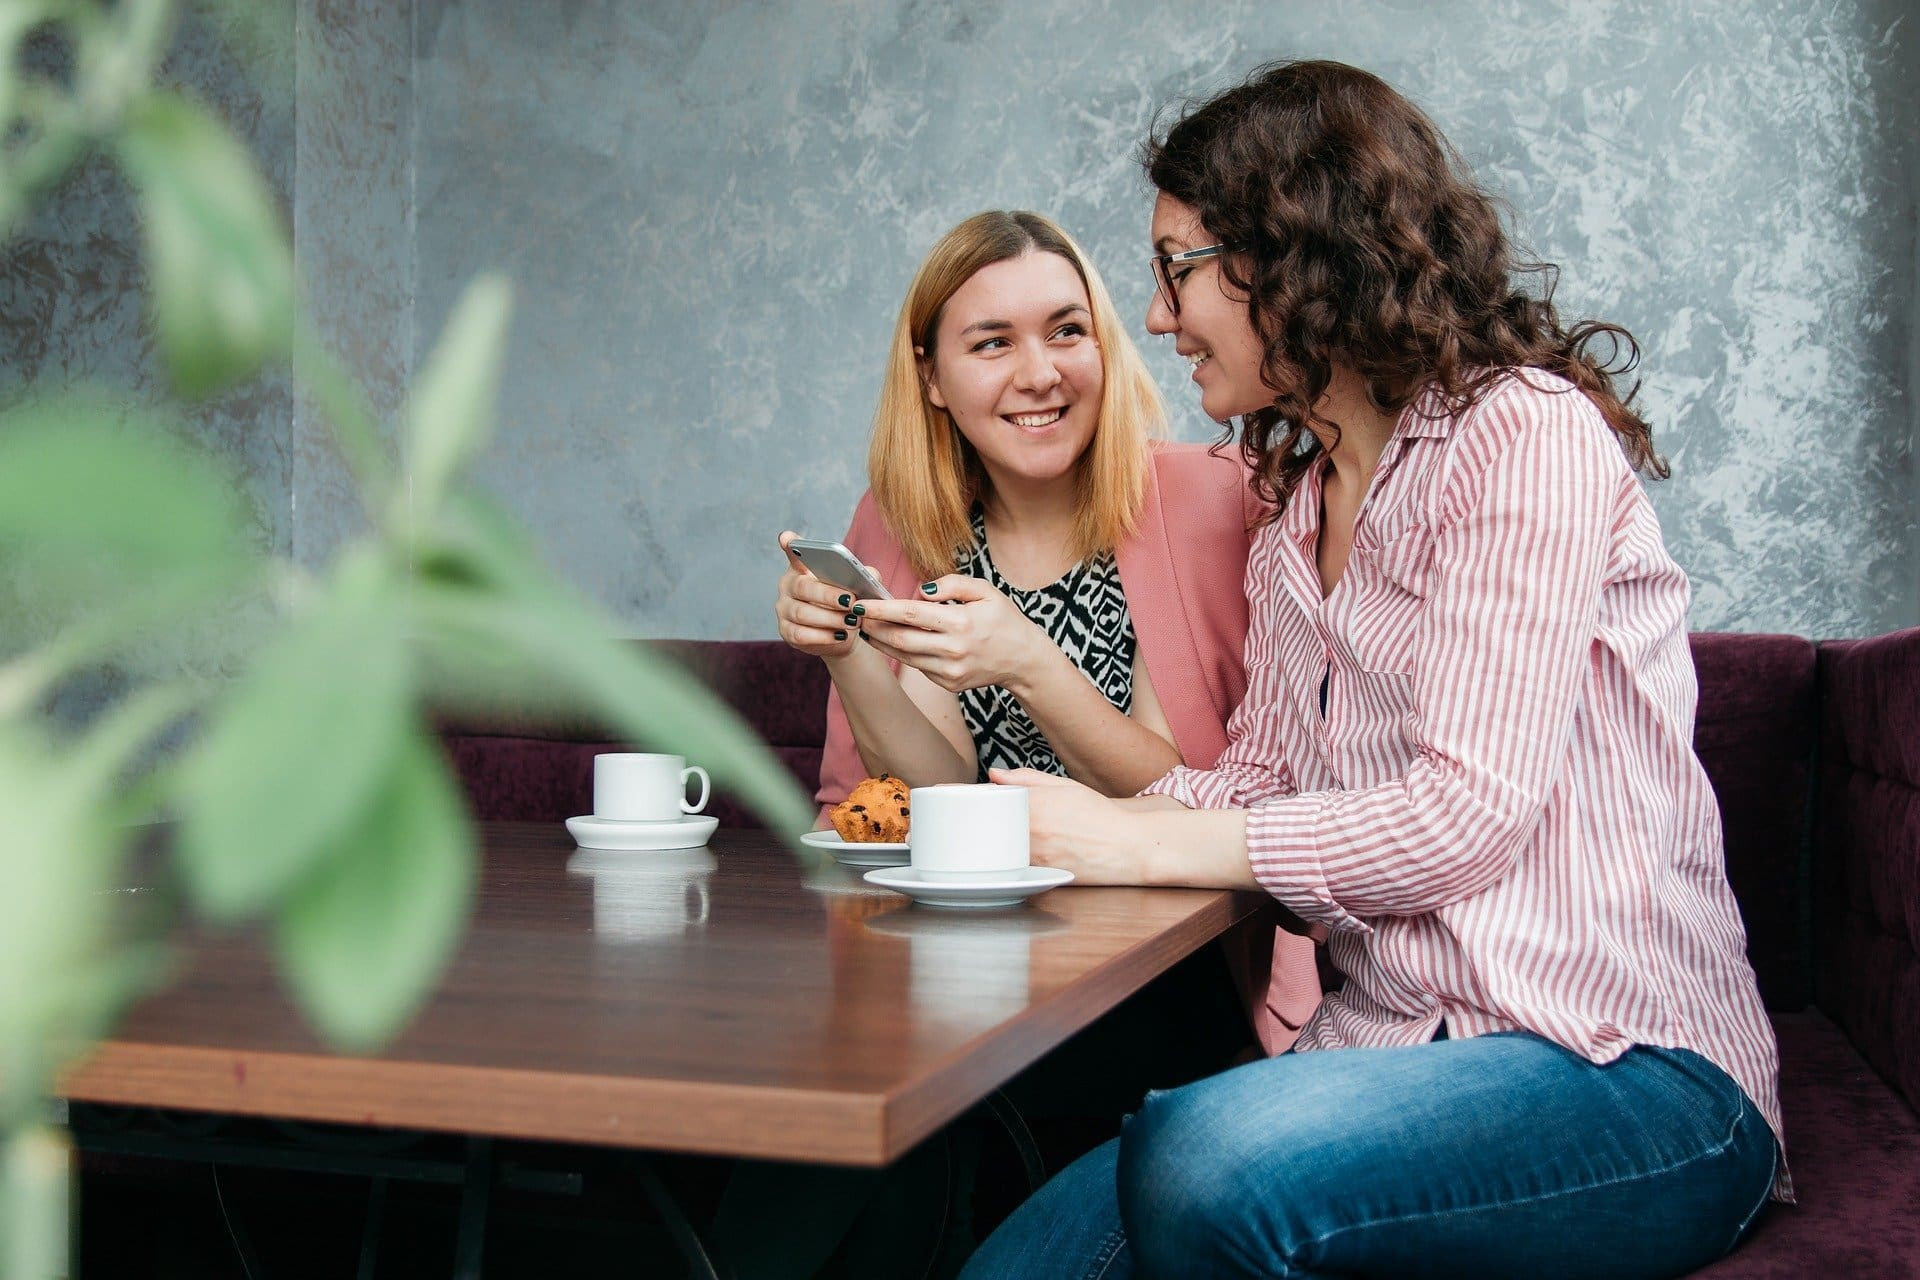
left=787, top=537, right=894, bottom=600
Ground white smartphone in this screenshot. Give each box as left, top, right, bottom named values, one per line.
left=786, top=537, right=894, bottom=600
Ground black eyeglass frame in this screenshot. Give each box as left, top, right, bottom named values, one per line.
left=1150, top=242, right=1249, bottom=316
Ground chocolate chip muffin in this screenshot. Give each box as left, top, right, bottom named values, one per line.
left=829, top=774, right=911, bottom=843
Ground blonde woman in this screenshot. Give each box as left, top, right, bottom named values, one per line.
left=782, top=208, right=1244, bottom=802
left=743, top=209, right=1323, bottom=1280
left=776, top=209, right=1321, bottom=1049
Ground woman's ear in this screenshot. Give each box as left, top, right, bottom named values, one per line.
left=915, top=346, right=947, bottom=411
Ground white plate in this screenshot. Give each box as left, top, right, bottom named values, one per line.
left=862, top=865, right=1073, bottom=909
left=800, top=829, right=911, bottom=867
left=565, top=813, right=719, bottom=852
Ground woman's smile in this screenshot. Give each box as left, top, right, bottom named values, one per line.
left=1005, top=407, right=1067, bottom=431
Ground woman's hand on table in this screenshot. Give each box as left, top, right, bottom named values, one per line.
left=857, top=575, right=1048, bottom=693
left=991, top=767, right=1261, bottom=891
left=988, top=768, right=1157, bottom=883
left=774, top=530, right=863, bottom=659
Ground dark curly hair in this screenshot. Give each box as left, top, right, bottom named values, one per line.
left=1144, top=60, right=1665, bottom=513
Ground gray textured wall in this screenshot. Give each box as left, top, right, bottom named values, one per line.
left=409, top=0, right=1916, bottom=639
left=6, top=0, right=1916, bottom=649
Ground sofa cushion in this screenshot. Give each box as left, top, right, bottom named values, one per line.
left=1814, top=627, right=1920, bottom=1116
left=439, top=640, right=828, bottom=830
left=1689, top=633, right=1819, bottom=1010
left=1691, top=1009, right=1920, bottom=1278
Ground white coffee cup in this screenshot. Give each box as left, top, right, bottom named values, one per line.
left=907, top=783, right=1029, bottom=881
left=594, top=752, right=711, bottom=823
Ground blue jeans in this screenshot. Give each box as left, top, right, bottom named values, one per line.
left=960, top=1032, right=1776, bottom=1279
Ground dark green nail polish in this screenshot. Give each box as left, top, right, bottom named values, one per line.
left=844, top=613, right=859, bottom=626
left=837, top=593, right=851, bottom=608
left=834, top=629, right=847, bottom=641
left=852, top=604, right=866, bottom=616
left=921, top=582, right=938, bottom=594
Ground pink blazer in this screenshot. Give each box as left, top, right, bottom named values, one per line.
left=814, top=442, right=1322, bottom=1053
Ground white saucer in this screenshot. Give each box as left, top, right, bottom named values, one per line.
left=800, top=829, right=911, bottom=868
left=862, top=865, right=1073, bottom=908
left=565, top=814, right=719, bottom=852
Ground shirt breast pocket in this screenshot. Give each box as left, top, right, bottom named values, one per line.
left=1345, top=521, right=1432, bottom=677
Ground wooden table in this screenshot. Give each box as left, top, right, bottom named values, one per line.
left=62, top=823, right=1273, bottom=1167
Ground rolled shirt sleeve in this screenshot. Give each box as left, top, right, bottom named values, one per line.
left=1140, top=759, right=1291, bottom=810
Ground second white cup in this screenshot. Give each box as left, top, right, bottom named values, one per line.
left=594, top=752, right=711, bottom=823
left=908, top=783, right=1029, bottom=881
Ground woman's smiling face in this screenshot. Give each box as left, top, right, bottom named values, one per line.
left=922, top=250, right=1104, bottom=489
left=1145, top=192, right=1272, bottom=422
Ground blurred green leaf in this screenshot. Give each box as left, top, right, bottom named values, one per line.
left=2, top=1124, right=71, bottom=1279
left=116, top=90, right=293, bottom=396
left=275, top=730, right=472, bottom=1053
left=0, top=394, right=254, bottom=578
left=77, top=0, right=176, bottom=116
left=408, top=276, right=512, bottom=526
left=0, top=722, right=122, bottom=1112
left=176, top=547, right=410, bottom=920
left=414, top=501, right=814, bottom=837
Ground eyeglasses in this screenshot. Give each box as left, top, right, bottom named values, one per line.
left=1150, top=242, right=1246, bottom=317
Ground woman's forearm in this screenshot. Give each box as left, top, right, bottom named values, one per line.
left=1135, top=807, right=1259, bottom=888
left=825, top=642, right=975, bottom=786
left=1015, top=770, right=1258, bottom=889
left=1004, top=646, right=1183, bottom=796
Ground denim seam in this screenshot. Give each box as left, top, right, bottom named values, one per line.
left=1721, top=1096, right=1777, bottom=1254
left=1290, top=1090, right=1757, bottom=1264
left=1084, top=1228, right=1126, bottom=1280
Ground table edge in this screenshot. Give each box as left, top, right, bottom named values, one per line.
left=61, top=888, right=1276, bottom=1165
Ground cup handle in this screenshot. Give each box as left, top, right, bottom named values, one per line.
left=681, top=765, right=710, bottom=815
left=686, top=880, right=711, bottom=926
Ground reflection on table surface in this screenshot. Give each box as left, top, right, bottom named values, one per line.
left=63, top=822, right=1272, bottom=1164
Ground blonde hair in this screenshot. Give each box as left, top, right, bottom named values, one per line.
left=868, top=211, right=1167, bottom=578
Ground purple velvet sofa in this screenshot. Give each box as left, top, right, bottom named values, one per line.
left=441, top=629, right=1920, bottom=1277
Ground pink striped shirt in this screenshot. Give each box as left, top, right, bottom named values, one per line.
left=1144, top=370, right=1788, bottom=1195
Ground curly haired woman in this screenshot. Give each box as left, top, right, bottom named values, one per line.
left=962, top=61, right=1785, bottom=1280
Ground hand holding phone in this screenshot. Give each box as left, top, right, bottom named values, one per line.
left=785, top=537, right=893, bottom=600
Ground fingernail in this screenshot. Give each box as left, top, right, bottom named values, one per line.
left=921, top=582, right=938, bottom=594
left=844, top=613, right=859, bottom=627
left=852, top=604, right=866, bottom=616
left=838, top=593, right=851, bottom=608
left=834, top=629, right=847, bottom=641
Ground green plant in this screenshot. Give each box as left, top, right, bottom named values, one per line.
left=0, top=3, right=813, bottom=1274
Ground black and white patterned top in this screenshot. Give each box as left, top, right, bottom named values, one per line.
left=955, top=506, right=1135, bottom=781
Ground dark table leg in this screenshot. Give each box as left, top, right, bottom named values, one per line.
left=356, top=1176, right=387, bottom=1280
left=452, top=1138, right=494, bottom=1280
left=636, top=1155, right=724, bottom=1280
left=980, top=1090, right=1044, bottom=1194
